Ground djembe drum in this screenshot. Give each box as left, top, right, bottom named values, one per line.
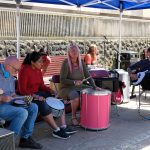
left=46, top=97, right=64, bottom=118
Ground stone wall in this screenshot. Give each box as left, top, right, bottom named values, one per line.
left=0, top=38, right=150, bottom=69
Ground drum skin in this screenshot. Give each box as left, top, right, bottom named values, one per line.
left=80, top=88, right=111, bottom=130
left=46, top=97, right=64, bottom=118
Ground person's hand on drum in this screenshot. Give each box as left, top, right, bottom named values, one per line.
left=94, top=86, right=102, bottom=91
left=130, top=73, right=138, bottom=81
left=0, top=95, right=12, bottom=103
left=38, top=96, right=45, bottom=101
left=33, top=94, right=45, bottom=101
left=74, top=80, right=82, bottom=86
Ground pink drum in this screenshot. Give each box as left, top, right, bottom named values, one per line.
left=80, top=88, right=111, bottom=130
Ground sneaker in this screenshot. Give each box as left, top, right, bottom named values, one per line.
left=61, top=126, right=77, bottom=135
left=52, top=128, right=70, bottom=139
left=19, top=137, right=43, bottom=149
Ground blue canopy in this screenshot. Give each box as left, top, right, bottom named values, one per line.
left=15, top=0, right=150, bottom=68
left=22, top=0, right=150, bottom=11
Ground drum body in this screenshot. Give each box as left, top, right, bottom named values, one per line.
left=80, top=88, right=111, bottom=130
left=46, top=97, right=64, bottom=118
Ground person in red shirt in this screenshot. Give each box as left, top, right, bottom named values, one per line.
left=17, top=51, right=76, bottom=139
left=84, top=44, right=98, bottom=65
left=39, top=48, right=51, bottom=75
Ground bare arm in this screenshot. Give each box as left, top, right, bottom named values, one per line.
left=0, top=95, right=12, bottom=104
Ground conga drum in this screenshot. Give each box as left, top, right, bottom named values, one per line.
left=80, top=88, right=111, bottom=130
left=46, top=97, right=64, bottom=118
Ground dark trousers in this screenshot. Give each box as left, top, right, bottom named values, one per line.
left=141, top=73, right=150, bottom=90
left=33, top=91, right=52, bottom=117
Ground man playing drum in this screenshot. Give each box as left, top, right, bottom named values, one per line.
left=128, top=47, right=150, bottom=89
left=0, top=56, right=42, bottom=149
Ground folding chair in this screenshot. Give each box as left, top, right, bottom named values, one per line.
left=138, top=85, right=150, bottom=120
left=51, top=74, right=72, bottom=113
left=130, top=85, right=136, bottom=99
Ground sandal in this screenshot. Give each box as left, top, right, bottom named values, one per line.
left=71, top=117, right=79, bottom=126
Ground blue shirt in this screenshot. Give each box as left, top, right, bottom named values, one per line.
left=0, top=64, right=15, bottom=96
left=129, top=59, right=150, bottom=74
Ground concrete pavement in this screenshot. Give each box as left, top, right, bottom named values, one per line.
left=16, top=87, right=150, bottom=150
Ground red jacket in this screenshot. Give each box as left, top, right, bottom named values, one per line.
left=17, top=64, right=50, bottom=95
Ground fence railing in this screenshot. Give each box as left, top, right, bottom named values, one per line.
left=1, top=8, right=150, bottom=39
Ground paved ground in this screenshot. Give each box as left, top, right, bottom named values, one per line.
left=16, top=86, right=150, bottom=150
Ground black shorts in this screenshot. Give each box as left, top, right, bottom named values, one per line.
left=33, top=91, right=52, bottom=117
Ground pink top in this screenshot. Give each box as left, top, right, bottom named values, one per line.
left=84, top=54, right=96, bottom=65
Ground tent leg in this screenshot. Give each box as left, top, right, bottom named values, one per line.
left=16, top=2, right=20, bottom=58
left=118, top=9, right=123, bottom=69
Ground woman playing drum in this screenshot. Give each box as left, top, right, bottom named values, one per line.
left=59, top=43, right=101, bottom=126
left=17, top=51, right=77, bottom=139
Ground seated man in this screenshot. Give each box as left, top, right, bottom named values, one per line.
left=128, top=47, right=150, bottom=90
left=0, top=56, right=42, bottom=149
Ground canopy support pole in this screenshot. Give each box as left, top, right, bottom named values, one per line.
left=118, top=4, right=123, bottom=69
left=16, top=0, right=21, bottom=58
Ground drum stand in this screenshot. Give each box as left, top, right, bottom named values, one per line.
left=114, top=102, right=120, bottom=116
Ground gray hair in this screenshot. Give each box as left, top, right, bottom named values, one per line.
left=67, top=43, right=83, bottom=73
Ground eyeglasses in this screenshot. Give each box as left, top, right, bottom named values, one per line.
left=7, top=64, right=19, bottom=72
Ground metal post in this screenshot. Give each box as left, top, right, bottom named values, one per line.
left=118, top=4, right=123, bottom=69
left=16, top=0, right=21, bottom=58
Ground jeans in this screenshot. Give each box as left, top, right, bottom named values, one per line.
left=0, top=103, right=38, bottom=139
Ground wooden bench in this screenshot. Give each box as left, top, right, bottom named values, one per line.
left=0, top=54, right=85, bottom=78
left=0, top=56, right=64, bottom=78
left=44, top=55, right=67, bottom=77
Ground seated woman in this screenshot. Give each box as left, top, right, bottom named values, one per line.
left=59, top=43, right=101, bottom=126
left=84, top=44, right=98, bottom=66
left=39, top=48, right=51, bottom=75
left=17, top=51, right=76, bottom=139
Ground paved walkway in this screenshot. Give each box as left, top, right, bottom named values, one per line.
left=16, top=86, right=150, bottom=150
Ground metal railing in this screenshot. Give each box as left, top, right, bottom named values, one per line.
left=0, top=8, right=150, bottom=39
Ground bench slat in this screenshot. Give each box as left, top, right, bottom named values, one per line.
left=0, top=54, right=85, bottom=77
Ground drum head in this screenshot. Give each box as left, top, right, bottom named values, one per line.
left=82, top=88, right=111, bottom=95
left=13, top=99, right=26, bottom=106
left=46, top=97, right=64, bottom=110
